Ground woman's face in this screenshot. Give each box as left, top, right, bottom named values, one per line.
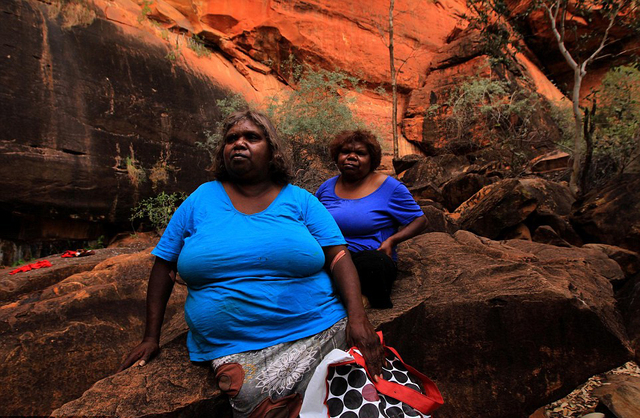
left=336, top=141, right=372, bottom=180
left=223, top=119, right=272, bottom=182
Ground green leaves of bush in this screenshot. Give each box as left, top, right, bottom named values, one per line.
left=130, top=192, right=188, bottom=232
left=594, top=65, right=640, bottom=174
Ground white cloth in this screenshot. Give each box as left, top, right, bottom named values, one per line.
left=299, top=348, right=355, bottom=418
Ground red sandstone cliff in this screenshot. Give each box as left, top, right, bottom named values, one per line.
left=0, top=0, right=634, bottom=263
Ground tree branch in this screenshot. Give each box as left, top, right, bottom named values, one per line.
left=543, top=1, right=579, bottom=70
left=583, top=3, right=622, bottom=69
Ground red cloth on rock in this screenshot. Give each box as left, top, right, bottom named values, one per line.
left=9, top=260, right=52, bottom=275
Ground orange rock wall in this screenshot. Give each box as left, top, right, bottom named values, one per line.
left=96, top=0, right=477, bottom=161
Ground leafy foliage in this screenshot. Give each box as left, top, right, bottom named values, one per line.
left=265, top=63, right=364, bottom=182
left=435, top=77, right=551, bottom=171
left=187, top=35, right=211, bottom=58
left=196, top=63, right=369, bottom=190
left=130, top=192, right=188, bottom=231
left=125, top=156, right=146, bottom=187
left=52, top=0, right=97, bottom=30
left=196, top=94, right=250, bottom=168
left=138, top=0, right=152, bottom=23
left=465, top=0, right=640, bottom=195
left=593, top=65, right=640, bottom=174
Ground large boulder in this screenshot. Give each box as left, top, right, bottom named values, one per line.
left=593, top=374, right=640, bottom=418
left=571, top=174, right=640, bottom=254
left=0, top=249, right=187, bottom=416
left=52, top=315, right=231, bottom=418
left=54, top=232, right=632, bottom=418
left=617, top=273, right=640, bottom=363
left=452, top=177, right=575, bottom=241
left=441, top=172, right=496, bottom=212
left=0, top=0, right=224, bottom=264
left=1, top=0, right=592, bottom=267
left=374, top=231, right=632, bottom=418
left=399, top=154, right=472, bottom=204
left=583, top=244, right=640, bottom=280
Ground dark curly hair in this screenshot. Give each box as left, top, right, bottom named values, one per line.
left=212, top=110, right=293, bottom=185
left=328, top=130, right=382, bottom=172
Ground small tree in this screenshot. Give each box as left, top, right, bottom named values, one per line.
left=466, top=0, right=639, bottom=196
left=380, top=0, right=423, bottom=158
left=538, top=0, right=639, bottom=196
left=389, top=0, right=398, bottom=158
left=266, top=62, right=365, bottom=188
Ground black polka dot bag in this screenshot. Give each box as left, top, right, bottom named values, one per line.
left=300, top=332, right=443, bottom=418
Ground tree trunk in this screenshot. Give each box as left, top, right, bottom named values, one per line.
left=569, top=67, right=584, bottom=197
left=389, top=0, right=398, bottom=159
left=580, top=100, right=596, bottom=193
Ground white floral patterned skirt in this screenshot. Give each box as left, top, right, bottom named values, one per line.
left=211, top=318, right=348, bottom=418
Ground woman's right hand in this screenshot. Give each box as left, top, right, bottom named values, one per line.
left=117, top=339, right=160, bottom=372
left=117, top=257, right=176, bottom=373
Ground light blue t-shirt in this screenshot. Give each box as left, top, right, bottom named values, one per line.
left=152, top=181, right=347, bottom=362
left=316, top=176, right=424, bottom=260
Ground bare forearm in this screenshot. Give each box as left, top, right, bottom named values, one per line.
left=143, top=257, right=176, bottom=342
left=324, top=246, right=364, bottom=316
left=385, top=215, right=427, bottom=247
left=323, top=245, right=385, bottom=378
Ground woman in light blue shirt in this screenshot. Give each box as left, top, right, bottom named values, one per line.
left=119, top=111, right=384, bottom=417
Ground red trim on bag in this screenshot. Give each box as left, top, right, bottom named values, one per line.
left=344, top=333, right=444, bottom=414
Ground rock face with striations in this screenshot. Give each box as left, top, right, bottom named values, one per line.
left=52, top=231, right=633, bottom=418
left=0, top=0, right=577, bottom=265
left=2, top=0, right=634, bottom=266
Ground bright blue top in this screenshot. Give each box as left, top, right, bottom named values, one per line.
left=152, top=181, right=347, bottom=362
left=315, top=176, right=424, bottom=261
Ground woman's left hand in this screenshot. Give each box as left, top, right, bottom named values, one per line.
left=346, top=314, right=386, bottom=381
left=377, top=239, right=394, bottom=258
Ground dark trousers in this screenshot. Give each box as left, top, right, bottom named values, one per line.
left=350, top=250, right=397, bottom=309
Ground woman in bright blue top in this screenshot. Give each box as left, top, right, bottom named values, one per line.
left=119, top=111, right=384, bottom=417
left=316, top=130, right=427, bottom=309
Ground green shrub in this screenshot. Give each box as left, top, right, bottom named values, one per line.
left=130, top=192, right=188, bottom=231
left=548, top=100, right=576, bottom=152
left=594, top=65, right=640, bottom=174
left=266, top=62, right=366, bottom=188
left=196, top=63, right=369, bottom=191
left=138, top=0, right=152, bottom=23
left=187, top=35, right=211, bottom=58
left=88, top=235, right=105, bottom=250
left=125, top=156, right=146, bottom=186
left=11, top=257, right=34, bottom=268
left=435, top=77, right=552, bottom=171
left=197, top=94, right=250, bottom=168
left=51, top=0, right=96, bottom=30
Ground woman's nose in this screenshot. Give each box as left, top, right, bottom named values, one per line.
left=232, top=136, right=247, bottom=147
